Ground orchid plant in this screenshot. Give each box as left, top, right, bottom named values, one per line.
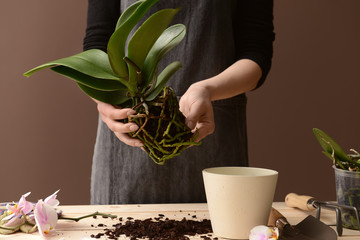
left=0, top=191, right=116, bottom=237
left=24, top=0, right=200, bottom=165
left=313, top=128, right=360, bottom=171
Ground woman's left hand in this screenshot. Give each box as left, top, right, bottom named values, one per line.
left=179, top=83, right=215, bottom=142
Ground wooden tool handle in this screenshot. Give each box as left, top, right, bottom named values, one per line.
left=268, top=207, right=288, bottom=229
left=285, top=193, right=316, bottom=211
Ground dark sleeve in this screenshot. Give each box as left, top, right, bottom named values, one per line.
left=234, top=0, right=275, bottom=89
left=83, top=0, right=120, bottom=52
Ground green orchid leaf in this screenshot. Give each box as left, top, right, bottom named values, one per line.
left=24, top=49, right=120, bottom=81
left=51, top=66, right=127, bottom=91
left=107, top=0, right=159, bottom=78
left=313, top=128, right=352, bottom=162
left=77, top=83, right=130, bottom=105
left=127, top=8, right=180, bottom=92
left=145, top=61, right=182, bottom=101
left=115, top=1, right=144, bottom=30
left=142, top=24, right=186, bottom=90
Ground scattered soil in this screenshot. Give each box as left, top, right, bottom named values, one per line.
left=90, top=214, right=214, bottom=240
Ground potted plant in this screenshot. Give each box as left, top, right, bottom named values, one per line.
left=313, top=128, right=360, bottom=229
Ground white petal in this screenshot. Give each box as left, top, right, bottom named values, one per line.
left=34, top=201, right=58, bottom=236
left=44, top=190, right=60, bottom=207
left=43, top=204, right=58, bottom=228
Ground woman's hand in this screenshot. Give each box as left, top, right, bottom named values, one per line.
left=94, top=100, right=143, bottom=147
left=179, top=83, right=215, bottom=142
left=179, top=59, right=262, bottom=142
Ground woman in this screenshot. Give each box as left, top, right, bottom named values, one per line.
left=83, top=0, right=275, bottom=204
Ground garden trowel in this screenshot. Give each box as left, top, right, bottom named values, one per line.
left=285, top=192, right=360, bottom=236
left=268, top=207, right=337, bottom=240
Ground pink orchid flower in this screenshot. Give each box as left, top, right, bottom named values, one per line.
left=3, top=192, right=34, bottom=226
left=6, top=192, right=33, bottom=216
left=33, top=190, right=60, bottom=236
left=249, top=225, right=279, bottom=240
left=34, top=200, right=58, bottom=236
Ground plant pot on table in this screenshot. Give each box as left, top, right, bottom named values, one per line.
left=334, top=165, right=360, bottom=230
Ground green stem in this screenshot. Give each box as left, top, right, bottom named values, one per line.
left=59, top=212, right=117, bottom=222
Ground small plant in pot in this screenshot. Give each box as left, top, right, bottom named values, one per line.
left=313, top=128, right=360, bottom=229
left=24, top=0, right=200, bottom=165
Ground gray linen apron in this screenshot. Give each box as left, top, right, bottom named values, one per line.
left=90, top=0, right=249, bottom=204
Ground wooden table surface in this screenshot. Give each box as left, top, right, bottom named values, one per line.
left=1, top=202, right=359, bottom=239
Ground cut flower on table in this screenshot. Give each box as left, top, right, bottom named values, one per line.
left=2, top=192, right=33, bottom=227
left=0, top=190, right=116, bottom=237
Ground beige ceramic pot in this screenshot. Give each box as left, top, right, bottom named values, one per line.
left=202, top=167, right=278, bottom=239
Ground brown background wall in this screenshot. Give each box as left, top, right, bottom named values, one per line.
left=1, top=1, right=359, bottom=204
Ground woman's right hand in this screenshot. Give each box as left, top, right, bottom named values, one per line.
left=94, top=100, right=143, bottom=147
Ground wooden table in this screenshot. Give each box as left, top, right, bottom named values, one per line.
left=1, top=202, right=359, bottom=239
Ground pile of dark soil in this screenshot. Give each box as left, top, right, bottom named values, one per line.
left=90, top=215, right=214, bottom=240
